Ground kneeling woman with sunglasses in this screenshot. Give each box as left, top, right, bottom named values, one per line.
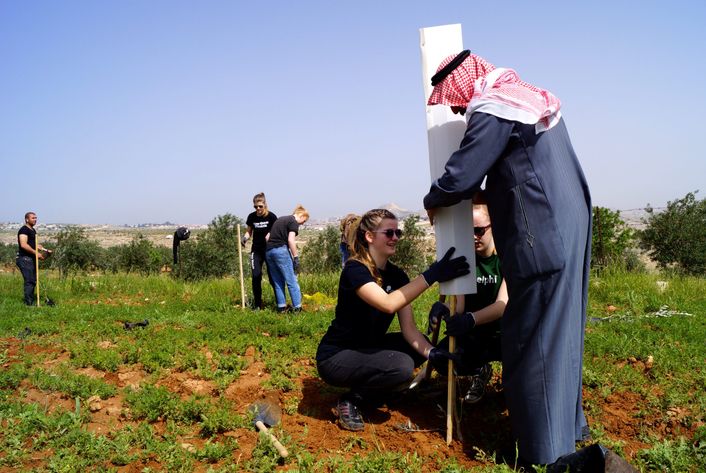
left=316, top=209, right=469, bottom=431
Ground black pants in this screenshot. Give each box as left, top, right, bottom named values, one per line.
left=16, top=256, right=36, bottom=306
left=250, top=250, right=273, bottom=308
left=317, top=333, right=426, bottom=401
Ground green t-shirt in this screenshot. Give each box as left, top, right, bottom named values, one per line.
left=465, top=253, right=502, bottom=312
left=463, top=252, right=503, bottom=338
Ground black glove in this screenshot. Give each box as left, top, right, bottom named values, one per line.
left=421, top=247, right=470, bottom=285
left=428, top=347, right=468, bottom=374
left=428, top=347, right=461, bottom=365
left=292, top=256, right=300, bottom=274
left=427, top=301, right=449, bottom=335
left=444, top=311, right=476, bottom=337
left=240, top=235, right=248, bottom=247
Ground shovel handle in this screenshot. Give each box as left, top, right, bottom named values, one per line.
left=255, top=420, right=289, bottom=458
left=423, top=294, right=447, bottom=381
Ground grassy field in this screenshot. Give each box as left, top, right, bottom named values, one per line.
left=0, top=268, right=704, bottom=472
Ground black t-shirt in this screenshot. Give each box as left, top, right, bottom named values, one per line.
left=266, top=215, right=299, bottom=251
left=17, top=225, right=36, bottom=257
left=317, top=259, right=410, bottom=361
left=246, top=211, right=277, bottom=253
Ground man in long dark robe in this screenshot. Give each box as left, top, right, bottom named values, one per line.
left=423, top=51, right=592, bottom=466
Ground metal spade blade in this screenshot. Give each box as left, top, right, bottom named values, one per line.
left=248, top=401, right=288, bottom=458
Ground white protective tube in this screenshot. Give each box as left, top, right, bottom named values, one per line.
left=420, top=24, right=476, bottom=296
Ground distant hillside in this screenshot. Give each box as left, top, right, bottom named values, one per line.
left=618, top=209, right=649, bottom=231
left=377, top=203, right=421, bottom=219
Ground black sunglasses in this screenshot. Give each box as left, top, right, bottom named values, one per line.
left=474, top=225, right=491, bottom=237
left=374, top=229, right=403, bottom=238
left=254, top=205, right=265, bottom=209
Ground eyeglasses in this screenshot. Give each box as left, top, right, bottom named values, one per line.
left=374, top=229, right=403, bottom=238
left=254, top=205, right=264, bottom=209
left=474, top=225, right=491, bottom=237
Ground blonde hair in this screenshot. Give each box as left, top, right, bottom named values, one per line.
left=349, top=209, right=397, bottom=286
left=339, top=213, right=358, bottom=234
left=293, top=204, right=309, bottom=221
left=253, top=192, right=270, bottom=217
left=473, top=190, right=490, bottom=219
left=473, top=202, right=490, bottom=219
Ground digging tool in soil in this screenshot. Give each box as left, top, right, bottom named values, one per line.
left=248, top=400, right=288, bottom=458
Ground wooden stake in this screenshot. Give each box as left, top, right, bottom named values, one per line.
left=446, top=296, right=456, bottom=444
left=35, top=233, right=40, bottom=307
left=237, top=225, right=246, bottom=309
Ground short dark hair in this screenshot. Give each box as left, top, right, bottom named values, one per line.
left=24, top=212, right=36, bottom=222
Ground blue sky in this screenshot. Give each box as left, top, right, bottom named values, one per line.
left=2, top=1, right=704, bottom=224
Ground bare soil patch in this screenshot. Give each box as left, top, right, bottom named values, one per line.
left=2, top=337, right=694, bottom=471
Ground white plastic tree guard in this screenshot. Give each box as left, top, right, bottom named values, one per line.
left=419, top=24, right=476, bottom=297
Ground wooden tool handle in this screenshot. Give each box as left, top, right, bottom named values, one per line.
left=35, top=234, right=40, bottom=307
left=446, top=296, right=457, bottom=445
left=255, top=420, right=289, bottom=458
left=237, top=225, right=246, bottom=309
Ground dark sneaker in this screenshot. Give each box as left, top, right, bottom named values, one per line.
left=292, top=306, right=303, bottom=313
left=463, top=375, right=486, bottom=403
left=336, top=398, right=364, bottom=431
left=463, top=363, right=492, bottom=404
left=478, top=363, right=493, bottom=384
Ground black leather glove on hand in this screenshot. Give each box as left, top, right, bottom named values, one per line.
left=444, top=311, right=476, bottom=337
left=429, top=347, right=468, bottom=374
left=427, top=301, right=450, bottom=335
left=292, top=256, right=300, bottom=274
left=421, top=247, right=470, bottom=286
left=428, top=347, right=461, bottom=365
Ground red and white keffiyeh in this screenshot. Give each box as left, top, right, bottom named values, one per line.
left=427, top=53, right=562, bottom=133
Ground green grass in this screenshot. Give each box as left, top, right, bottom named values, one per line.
left=0, top=268, right=704, bottom=471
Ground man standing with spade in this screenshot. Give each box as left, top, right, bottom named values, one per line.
left=16, top=212, right=51, bottom=305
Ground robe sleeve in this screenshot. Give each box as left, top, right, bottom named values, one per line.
left=423, top=113, right=514, bottom=209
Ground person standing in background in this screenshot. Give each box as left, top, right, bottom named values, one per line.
left=16, top=212, right=51, bottom=305
left=265, top=205, right=309, bottom=313
left=339, top=213, right=358, bottom=268
left=242, top=193, right=277, bottom=310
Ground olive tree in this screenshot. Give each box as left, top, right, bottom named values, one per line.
left=177, top=214, right=246, bottom=281
left=52, top=227, right=103, bottom=276
left=592, top=206, right=637, bottom=270
left=300, top=225, right=341, bottom=274
left=640, top=191, right=706, bottom=275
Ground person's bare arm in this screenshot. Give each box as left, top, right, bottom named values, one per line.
left=398, top=305, right=434, bottom=358
left=287, top=231, right=298, bottom=257
left=355, top=276, right=430, bottom=315
left=467, top=279, right=508, bottom=325
left=19, top=234, right=43, bottom=259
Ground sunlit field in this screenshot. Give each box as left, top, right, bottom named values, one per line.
left=0, top=269, right=704, bottom=472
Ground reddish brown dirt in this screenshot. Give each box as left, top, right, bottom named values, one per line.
left=1, top=338, right=700, bottom=471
